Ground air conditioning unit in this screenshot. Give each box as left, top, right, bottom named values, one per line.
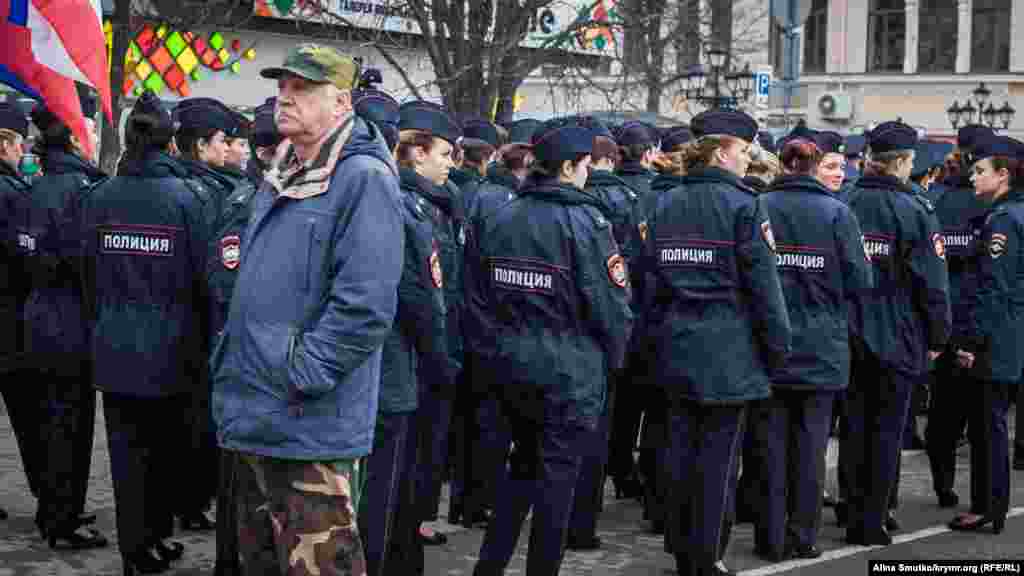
left=818, top=92, right=853, bottom=121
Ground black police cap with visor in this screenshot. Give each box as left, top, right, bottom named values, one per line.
left=690, top=109, right=759, bottom=142
left=462, top=118, right=500, bottom=148
left=174, top=97, right=239, bottom=138
left=0, top=103, right=29, bottom=138
left=614, top=121, right=658, bottom=148
left=971, top=134, right=1019, bottom=162
left=251, top=97, right=280, bottom=149
left=505, top=119, right=543, bottom=145
left=660, top=126, right=692, bottom=152
left=353, top=89, right=399, bottom=150
left=530, top=116, right=595, bottom=164
left=813, top=131, right=845, bottom=156
left=867, top=121, right=918, bottom=155
left=398, top=101, right=462, bottom=146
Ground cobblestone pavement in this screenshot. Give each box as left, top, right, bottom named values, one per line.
left=1, top=395, right=1022, bottom=575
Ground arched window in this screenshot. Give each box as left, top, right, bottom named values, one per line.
left=868, top=0, right=905, bottom=72
left=972, top=0, right=1011, bottom=72
left=802, top=0, right=828, bottom=73
left=918, top=0, right=957, bottom=73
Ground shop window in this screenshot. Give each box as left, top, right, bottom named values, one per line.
left=868, top=0, right=905, bottom=72
left=971, top=0, right=1010, bottom=72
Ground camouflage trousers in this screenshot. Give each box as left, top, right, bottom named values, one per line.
left=235, top=451, right=368, bottom=576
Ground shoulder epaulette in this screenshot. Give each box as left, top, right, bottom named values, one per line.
left=182, top=178, right=211, bottom=205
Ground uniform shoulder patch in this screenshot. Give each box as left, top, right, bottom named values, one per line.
left=931, top=232, right=946, bottom=261
left=638, top=220, right=649, bottom=243
left=990, top=233, right=1008, bottom=259
left=606, top=253, right=628, bottom=288
left=760, top=220, right=776, bottom=252
left=221, top=235, right=241, bottom=269
left=429, top=243, right=444, bottom=288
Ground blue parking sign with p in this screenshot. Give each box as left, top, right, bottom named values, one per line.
left=757, top=72, right=771, bottom=97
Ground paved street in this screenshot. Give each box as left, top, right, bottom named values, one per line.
left=2, top=395, right=1023, bottom=575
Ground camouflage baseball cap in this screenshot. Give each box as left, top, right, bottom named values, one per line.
left=260, top=43, right=359, bottom=90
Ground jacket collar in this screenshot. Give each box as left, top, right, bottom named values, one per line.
left=683, top=166, right=757, bottom=195
left=766, top=174, right=833, bottom=196
left=617, top=162, right=653, bottom=178
left=121, top=151, right=191, bottom=179
left=586, top=168, right=631, bottom=188
left=650, top=172, right=687, bottom=193
left=43, top=148, right=105, bottom=182
left=486, top=165, right=521, bottom=190
left=518, top=176, right=606, bottom=209
left=855, top=173, right=916, bottom=195
left=265, top=114, right=356, bottom=200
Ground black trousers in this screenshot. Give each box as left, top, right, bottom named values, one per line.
left=214, top=450, right=241, bottom=576
left=967, top=380, right=1013, bottom=517
left=103, top=392, right=182, bottom=555
left=179, top=381, right=218, bottom=518
left=840, top=349, right=913, bottom=536
left=1, top=369, right=48, bottom=499
left=41, top=373, right=96, bottom=533
left=926, top=353, right=972, bottom=498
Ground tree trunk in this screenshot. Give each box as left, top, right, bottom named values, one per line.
left=99, top=0, right=132, bottom=175
left=645, top=0, right=667, bottom=113
left=711, top=0, right=733, bottom=56
left=676, top=0, right=701, bottom=71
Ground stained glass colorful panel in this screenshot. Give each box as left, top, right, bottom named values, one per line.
left=143, top=72, right=165, bottom=93
left=176, top=47, right=198, bottom=74
left=166, top=32, right=186, bottom=57
left=164, top=65, right=185, bottom=90
left=149, top=46, right=174, bottom=73
left=209, top=32, right=224, bottom=51
left=134, top=60, right=152, bottom=81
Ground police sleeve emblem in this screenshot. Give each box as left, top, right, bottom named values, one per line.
left=638, top=221, right=649, bottom=243
left=990, top=233, right=1008, bottom=259
left=931, top=233, right=946, bottom=261
left=607, top=254, right=628, bottom=288
left=430, top=245, right=444, bottom=288
left=760, top=220, right=776, bottom=252
left=221, top=235, right=241, bottom=269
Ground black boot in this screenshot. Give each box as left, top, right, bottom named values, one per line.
left=122, top=547, right=171, bottom=576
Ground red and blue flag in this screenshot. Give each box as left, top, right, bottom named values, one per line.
left=0, top=0, right=111, bottom=157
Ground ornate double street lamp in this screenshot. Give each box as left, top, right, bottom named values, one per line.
left=947, top=82, right=1016, bottom=131
left=681, top=48, right=757, bottom=110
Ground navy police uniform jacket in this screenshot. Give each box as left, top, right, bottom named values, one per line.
left=388, top=168, right=451, bottom=413
left=615, top=162, right=655, bottom=199
left=633, top=167, right=791, bottom=404
left=414, top=176, right=464, bottom=392
left=0, top=161, right=32, bottom=374
left=964, top=189, right=1024, bottom=384
left=450, top=167, right=486, bottom=218
left=83, top=151, right=208, bottom=397
left=207, top=168, right=258, bottom=337
left=760, top=175, right=873, bottom=390
left=933, top=178, right=987, bottom=349
left=22, top=150, right=105, bottom=376
left=464, top=170, right=518, bottom=223
left=178, top=158, right=237, bottom=233
left=847, top=174, right=951, bottom=375
left=463, top=176, right=633, bottom=424
left=586, top=169, right=638, bottom=249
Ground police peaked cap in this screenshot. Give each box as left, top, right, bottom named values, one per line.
left=530, top=116, right=594, bottom=163
left=972, top=134, right=1019, bottom=161
left=778, top=122, right=816, bottom=148
left=690, top=109, right=758, bottom=142
left=229, top=109, right=251, bottom=140
left=576, top=115, right=614, bottom=141
left=614, top=121, right=658, bottom=147
left=251, top=97, right=280, bottom=149
left=844, top=134, right=866, bottom=158
left=814, top=131, right=845, bottom=155
left=174, top=97, right=238, bottom=137
left=398, top=101, right=462, bottom=145
left=129, top=91, right=176, bottom=133
left=660, top=126, right=692, bottom=152
left=0, top=103, right=29, bottom=137
left=756, top=131, right=776, bottom=154
left=462, top=118, right=500, bottom=148
left=505, top=119, right=543, bottom=144
left=354, top=89, right=399, bottom=149
left=867, top=121, right=918, bottom=154
left=957, top=124, right=994, bottom=151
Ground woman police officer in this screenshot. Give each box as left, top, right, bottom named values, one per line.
left=631, top=109, right=791, bottom=576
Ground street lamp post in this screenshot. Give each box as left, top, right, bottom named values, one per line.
left=947, top=82, right=1016, bottom=132
left=681, top=47, right=756, bottom=110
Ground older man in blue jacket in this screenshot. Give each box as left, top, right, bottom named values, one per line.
left=211, top=43, right=405, bottom=576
